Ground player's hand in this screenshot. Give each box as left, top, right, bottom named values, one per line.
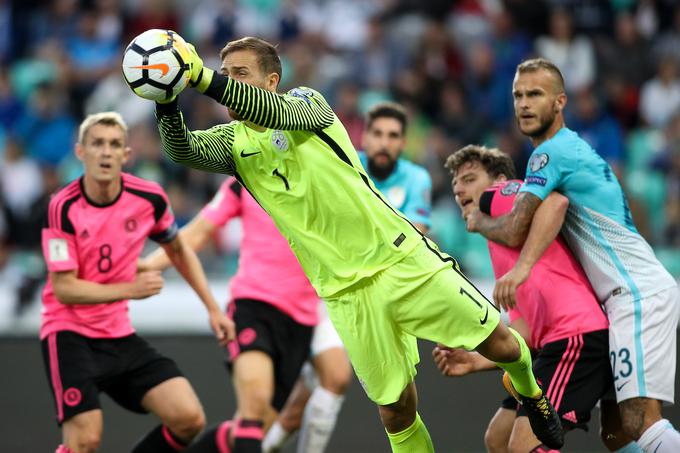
left=129, top=270, right=164, bottom=299
left=208, top=308, right=235, bottom=347
left=432, top=344, right=476, bottom=377
left=187, top=43, right=213, bottom=92
left=465, top=207, right=483, bottom=232
left=493, top=265, right=530, bottom=310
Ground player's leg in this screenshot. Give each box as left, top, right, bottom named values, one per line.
left=606, top=287, right=680, bottom=452
left=262, top=377, right=308, bottom=452
left=264, top=302, right=351, bottom=453
left=133, top=377, right=206, bottom=452
left=600, top=399, right=641, bottom=452
left=295, top=303, right=352, bottom=453
left=100, top=334, right=201, bottom=452
left=41, top=331, right=104, bottom=453
left=391, top=243, right=562, bottom=449
left=485, top=402, right=517, bottom=453
left=323, top=273, right=433, bottom=452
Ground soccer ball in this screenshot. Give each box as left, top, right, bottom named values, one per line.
left=122, top=29, right=192, bottom=102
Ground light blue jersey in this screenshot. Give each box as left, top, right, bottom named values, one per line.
left=520, top=127, right=676, bottom=302
left=359, top=154, right=432, bottom=228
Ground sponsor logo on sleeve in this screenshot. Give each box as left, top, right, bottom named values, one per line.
left=48, top=238, right=69, bottom=262
left=500, top=181, right=521, bottom=196
left=525, top=176, right=547, bottom=186
left=289, top=88, right=314, bottom=104
left=529, top=153, right=549, bottom=172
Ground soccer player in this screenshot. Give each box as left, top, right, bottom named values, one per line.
left=466, top=58, right=680, bottom=453
left=140, top=173, right=328, bottom=452
left=437, top=144, right=633, bottom=452
left=263, top=101, right=432, bottom=452
left=40, top=112, right=235, bottom=453
left=148, top=36, right=565, bottom=452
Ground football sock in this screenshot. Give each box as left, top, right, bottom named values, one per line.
left=184, top=421, right=231, bottom=453
left=296, top=386, right=345, bottom=453
left=55, top=446, right=74, bottom=453
left=233, top=418, right=263, bottom=453
left=496, top=328, right=542, bottom=398
left=637, top=419, right=680, bottom=453
left=386, top=412, right=434, bottom=453
left=261, top=421, right=292, bottom=452
left=132, top=424, right=189, bottom=452
left=615, top=441, right=643, bottom=452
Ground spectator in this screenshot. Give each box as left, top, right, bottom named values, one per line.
left=568, top=86, right=625, bottom=173
left=535, top=7, right=596, bottom=93
left=639, top=56, right=680, bottom=129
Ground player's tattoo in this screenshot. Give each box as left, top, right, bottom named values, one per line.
left=476, top=192, right=542, bottom=247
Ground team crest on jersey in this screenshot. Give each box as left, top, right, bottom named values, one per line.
left=387, top=186, right=406, bottom=208
left=272, top=130, right=288, bottom=151
left=529, top=153, right=549, bottom=172
left=500, top=181, right=521, bottom=196
left=125, top=218, right=137, bottom=232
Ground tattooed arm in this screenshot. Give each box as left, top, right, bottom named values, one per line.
left=466, top=192, right=542, bottom=247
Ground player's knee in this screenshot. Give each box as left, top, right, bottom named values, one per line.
left=70, top=432, right=102, bottom=453
left=484, top=426, right=508, bottom=453
left=240, top=388, right=271, bottom=418
left=618, top=399, right=649, bottom=440
left=320, top=367, right=352, bottom=395
left=167, top=405, right=206, bottom=440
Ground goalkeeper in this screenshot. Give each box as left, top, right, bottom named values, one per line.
left=151, top=36, right=565, bottom=453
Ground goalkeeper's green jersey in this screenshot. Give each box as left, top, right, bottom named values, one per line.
left=156, top=75, right=423, bottom=297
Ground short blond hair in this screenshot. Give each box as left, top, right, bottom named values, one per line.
left=78, top=111, right=128, bottom=144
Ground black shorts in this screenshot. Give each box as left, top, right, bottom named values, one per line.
left=501, top=330, right=612, bottom=431
left=41, top=331, right=182, bottom=425
left=227, top=298, right=314, bottom=411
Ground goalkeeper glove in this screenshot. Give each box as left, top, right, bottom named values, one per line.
left=187, top=43, right=214, bottom=93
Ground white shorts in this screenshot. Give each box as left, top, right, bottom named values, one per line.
left=310, top=301, right=344, bottom=357
left=604, top=285, right=679, bottom=404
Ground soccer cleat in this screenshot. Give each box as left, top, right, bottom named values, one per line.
left=502, top=372, right=564, bottom=449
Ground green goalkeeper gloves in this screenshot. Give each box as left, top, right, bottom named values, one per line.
left=187, top=43, right=214, bottom=93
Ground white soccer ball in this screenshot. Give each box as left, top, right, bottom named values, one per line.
left=122, top=29, right=191, bottom=102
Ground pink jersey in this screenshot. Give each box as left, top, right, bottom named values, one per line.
left=479, top=180, right=608, bottom=348
left=200, top=177, right=319, bottom=326
left=40, top=173, right=178, bottom=339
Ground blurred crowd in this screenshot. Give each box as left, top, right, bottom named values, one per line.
left=1, top=0, right=680, bottom=315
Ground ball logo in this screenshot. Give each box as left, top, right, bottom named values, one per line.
left=63, top=388, right=82, bottom=407
left=238, top=328, right=257, bottom=346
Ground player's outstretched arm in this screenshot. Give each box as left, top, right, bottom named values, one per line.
left=494, top=192, right=569, bottom=309
left=141, top=216, right=217, bottom=272
left=188, top=44, right=335, bottom=131
left=466, top=192, right=543, bottom=247
left=156, top=102, right=239, bottom=175
left=51, top=270, right=164, bottom=305
left=432, top=345, right=496, bottom=377
left=160, top=234, right=235, bottom=345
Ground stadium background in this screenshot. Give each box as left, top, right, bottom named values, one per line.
left=1, top=0, right=679, bottom=451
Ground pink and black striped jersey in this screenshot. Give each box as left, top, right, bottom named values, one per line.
left=40, top=173, right=177, bottom=339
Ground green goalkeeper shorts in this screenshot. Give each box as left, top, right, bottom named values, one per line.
left=324, top=240, right=500, bottom=405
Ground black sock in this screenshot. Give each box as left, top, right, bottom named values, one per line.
left=233, top=419, right=263, bottom=453
left=184, top=421, right=231, bottom=453
left=132, top=424, right=188, bottom=452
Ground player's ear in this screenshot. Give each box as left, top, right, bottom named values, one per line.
left=75, top=143, right=84, bottom=162
left=122, top=146, right=132, bottom=164
left=266, top=72, right=279, bottom=91
left=555, top=92, right=567, bottom=114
